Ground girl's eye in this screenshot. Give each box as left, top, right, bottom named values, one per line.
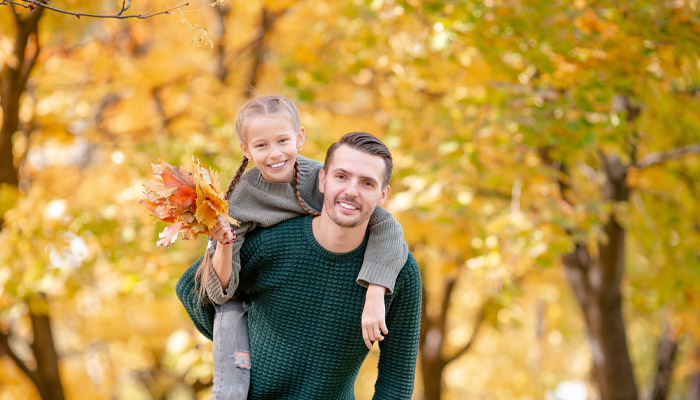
left=255, top=143, right=266, bottom=148
left=279, top=138, right=289, bottom=143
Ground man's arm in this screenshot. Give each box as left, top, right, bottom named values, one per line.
left=373, top=255, right=422, bottom=399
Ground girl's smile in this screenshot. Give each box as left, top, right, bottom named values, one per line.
left=240, top=116, right=305, bottom=183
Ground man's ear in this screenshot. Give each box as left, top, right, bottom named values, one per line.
left=318, top=169, right=326, bottom=194
left=240, top=142, right=251, bottom=160
left=377, top=185, right=390, bottom=207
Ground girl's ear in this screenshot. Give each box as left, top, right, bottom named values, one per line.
left=296, top=127, right=306, bottom=148
left=240, top=142, right=251, bottom=160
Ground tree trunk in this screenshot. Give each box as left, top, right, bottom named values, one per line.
left=562, top=154, right=638, bottom=400
left=689, top=372, right=700, bottom=400
left=649, top=327, right=678, bottom=400
left=0, top=6, right=66, bottom=400
left=420, top=327, right=445, bottom=400
left=30, top=311, right=66, bottom=400
left=244, top=7, right=271, bottom=99
left=688, top=347, right=700, bottom=400
left=419, top=284, right=446, bottom=400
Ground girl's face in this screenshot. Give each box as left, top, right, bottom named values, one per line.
left=240, top=115, right=305, bottom=183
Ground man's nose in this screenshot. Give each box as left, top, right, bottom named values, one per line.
left=344, top=180, right=360, bottom=197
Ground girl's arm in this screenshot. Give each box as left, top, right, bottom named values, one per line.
left=361, top=208, right=409, bottom=292
left=204, top=165, right=313, bottom=303
left=205, top=221, right=254, bottom=305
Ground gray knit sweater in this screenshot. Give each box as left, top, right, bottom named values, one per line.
left=206, top=155, right=408, bottom=304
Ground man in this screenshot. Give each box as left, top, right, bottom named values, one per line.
left=177, top=132, right=421, bottom=399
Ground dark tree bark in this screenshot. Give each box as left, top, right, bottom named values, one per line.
left=0, top=6, right=65, bottom=400
left=419, top=273, right=491, bottom=400
left=689, top=372, right=700, bottom=400
left=212, top=2, right=231, bottom=83
left=649, top=326, right=678, bottom=400
left=242, top=6, right=290, bottom=99
left=561, top=153, right=638, bottom=400
left=0, top=297, right=65, bottom=400
left=29, top=311, right=66, bottom=400
left=0, top=5, right=43, bottom=187
left=688, top=347, right=700, bottom=400
left=244, top=7, right=271, bottom=99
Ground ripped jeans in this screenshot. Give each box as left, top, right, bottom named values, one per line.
left=212, top=298, right=251, bottom=400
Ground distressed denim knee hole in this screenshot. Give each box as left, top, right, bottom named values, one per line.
left=234, top=351, right=251, bottom=369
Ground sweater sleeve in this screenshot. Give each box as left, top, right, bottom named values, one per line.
left=373, top=255, right=422, bottom=399
left=176, top=256, right=216, bottom=341
left=205, top=221, right=255, bottom=305
left=358, top=207, right=409, bottom=294
left=296, top=156, right=409, bottom=294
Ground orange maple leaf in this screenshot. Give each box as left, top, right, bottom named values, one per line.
left=142, top=158, right=239, bottom=247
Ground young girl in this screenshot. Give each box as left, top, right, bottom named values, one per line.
left=198, top=95, right=408, bottom=399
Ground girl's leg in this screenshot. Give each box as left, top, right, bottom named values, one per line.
left=211, top=299, right=251, bottom=400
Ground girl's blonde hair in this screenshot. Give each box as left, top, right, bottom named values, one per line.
left=195, top=95, right=319, bottom=302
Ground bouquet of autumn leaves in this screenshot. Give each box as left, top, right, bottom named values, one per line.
left=141, top=158, right=239, bottom=247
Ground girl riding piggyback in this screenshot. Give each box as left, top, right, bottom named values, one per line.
left=196, top=94, right=408, bottom=399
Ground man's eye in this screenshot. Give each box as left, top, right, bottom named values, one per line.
left=336, top=174, right=346, bottom=180
left=363, top=181, right=374, bottom=187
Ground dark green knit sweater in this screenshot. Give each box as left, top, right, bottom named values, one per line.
left=176, top=216, right=421, bottom=399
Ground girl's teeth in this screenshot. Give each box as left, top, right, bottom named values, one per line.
left=270, top=161, right=285, bottom=168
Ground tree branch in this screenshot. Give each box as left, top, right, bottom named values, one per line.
left=2, top=0, right=189, bottom=19
left=635, top=143, right=700, bottom=170
left=118, top=0, right=131, bottom=16
left=441, top=274, right=527, bottom=366
left=19, top=29, right=40, bottom=90
left=649, top=325, right=678, bottom=400
left=442, top=306, right=485, bottom=365
left=0, top=330, right=40, bottom=387
left=8, top=0, right=22, bottom=24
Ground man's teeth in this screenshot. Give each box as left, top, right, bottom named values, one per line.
left=339, top=202, right=358, bottom=210
left=270, top=161, right=285, bottom=168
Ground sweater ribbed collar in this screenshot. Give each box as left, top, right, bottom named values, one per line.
left=301, top=215, right=369, bottom=262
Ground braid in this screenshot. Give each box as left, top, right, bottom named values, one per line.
left=294, top=160, right=320, bottom=216
left=194, top=157, right=249, bottom=303
left=225, top=158, right=249, bottom=200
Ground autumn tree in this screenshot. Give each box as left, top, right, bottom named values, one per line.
left=2, top=1, right=699, bottom=399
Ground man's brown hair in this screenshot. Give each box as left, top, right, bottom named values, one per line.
left=324, top=131, right=393, bottom=187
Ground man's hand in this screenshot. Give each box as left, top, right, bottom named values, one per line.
left=211, top=215, right=234, bottom=244
left=362, top=284, right=388, bottom=350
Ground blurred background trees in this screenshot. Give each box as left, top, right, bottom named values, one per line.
left=1, top=0, right=699, bottom=399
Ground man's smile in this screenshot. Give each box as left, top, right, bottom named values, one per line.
left=338, top=201, right=359, bottom=211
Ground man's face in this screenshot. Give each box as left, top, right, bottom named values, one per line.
left=318, top=145, right=390, bottom=228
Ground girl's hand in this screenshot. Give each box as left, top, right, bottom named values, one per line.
left=361, top=284, right=388, bottom=349
left=210, top=215, right=234, bottom=244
